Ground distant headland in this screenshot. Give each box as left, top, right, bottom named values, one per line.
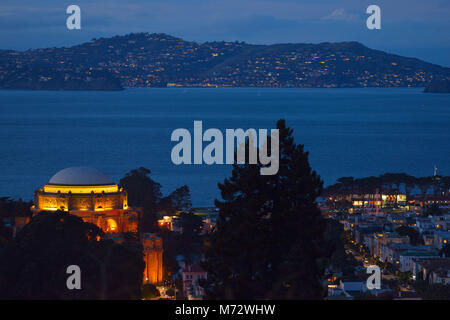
left=0, top=33, right=449, bottom=90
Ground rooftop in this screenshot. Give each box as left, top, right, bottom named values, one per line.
left=48, top=167, right=114, bottom=186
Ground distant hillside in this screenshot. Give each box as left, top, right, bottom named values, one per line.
left=0, top=33, right=449, bottom=90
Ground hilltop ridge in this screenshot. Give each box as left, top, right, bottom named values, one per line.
left=0, top=32, right=449, bottom=90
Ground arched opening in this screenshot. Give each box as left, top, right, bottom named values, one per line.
left=106, top=218, right=118, bottom=233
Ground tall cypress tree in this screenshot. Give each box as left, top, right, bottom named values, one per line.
left=203, top=119, right=326, bottom=299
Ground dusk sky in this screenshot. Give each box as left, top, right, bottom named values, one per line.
left=1, top=0, right=449, bottom=66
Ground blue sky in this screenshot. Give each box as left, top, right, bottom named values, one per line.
left=1, top=0, right=449, bottom=66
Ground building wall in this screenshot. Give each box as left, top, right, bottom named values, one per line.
left=143, top=233, right=163, bottom=284
left=182, top=266, right=208, bottom=299
left=32, top=187, right=139, bottom=234
left=34, top=189, right=127, bottom=212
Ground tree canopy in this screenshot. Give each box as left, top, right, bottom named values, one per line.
left=178, top=211, right=204, bottom=262
left=325, top=173, right=450, bottom=197
left=425, top=204, right=444, bottom=216
left=169, top=185, right=192, bottom=212
left=202, top=119, right=326, bottom=299
left=120, top=167, right=162, bottom=232
left=395, top=226, right=423, bottom=246
left=119, top=167, right=193, bottom=232
left=440, top=244, right=450, bottom=258
left=0, top=211, right=144, bottom=299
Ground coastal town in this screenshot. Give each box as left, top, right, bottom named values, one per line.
left=323, top=173, right=450, bottom=299
left=1, top=33, right=450, bottom=90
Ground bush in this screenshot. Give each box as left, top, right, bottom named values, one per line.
left=142, top=283, right=160, bottom=299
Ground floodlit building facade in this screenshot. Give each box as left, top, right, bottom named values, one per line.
left=32, top=167, right=140, bottom=234
left=31, top=166, right=163, bottom=284
left=143, top=233, right=164, bottom=284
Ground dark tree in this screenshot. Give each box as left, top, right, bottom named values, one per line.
left=166, top=287, right=176, bottom=297
left=395, top=226, right=423, bottom=246
left=336, top=177, right=355, bottom=195
left=403, top=174, right=417, bottom=196
left=0, top=197, right=33, bottom=218
left=321, top=219, right=347, bottom=272
left=158, top=196, right=177, bottom=216
left=98, top=240, right=145, bottom=299
left=157, top=185, right=192, bottom=215
left=169, top=185, right=192, bottom=211
left=414, top=282, right=450, bottom=300
left=0, top=211, right=144, bottom=299
left=440, top=244, right=450, bottom=258
left=141, top=283, right=160, bottom=299
left=425, top=203, right=444, bottom=216
left=0, top=219, right=12, bottom=244
left=158, top=228, right=180, bottom=280
left=120, top=167, right=162, bottom=232
left=416, top=177, right=433, bottom=197
left=202, top=119, right=326, bottom=299
left=178, top=212, right=204, bottom=262
left=441, top=176, right=450, bottom=194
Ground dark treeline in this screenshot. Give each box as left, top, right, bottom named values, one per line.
left=324, top=173, right=450, bottom=197
left=0, top=211, right=145, bottom=299
left=0, top=197, right=33, bottom=242
left=0, top=197, right=32, bottom=217
left=118, top=167, right=192, bottom=233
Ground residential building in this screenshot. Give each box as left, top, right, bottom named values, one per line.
left=400, top=250, right=440, bottom=273
left=182, top=264, right=208, bottom=300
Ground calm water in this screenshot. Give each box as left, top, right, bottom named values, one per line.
left=0, top=88, right=449, bottom=206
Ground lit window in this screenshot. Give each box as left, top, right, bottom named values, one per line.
left=106, top=219, right=118, bottom=233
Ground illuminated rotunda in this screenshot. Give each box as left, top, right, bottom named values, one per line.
left=32, top=167, right=139, bottom=233
left=32, top=167, right=163, bottom=284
